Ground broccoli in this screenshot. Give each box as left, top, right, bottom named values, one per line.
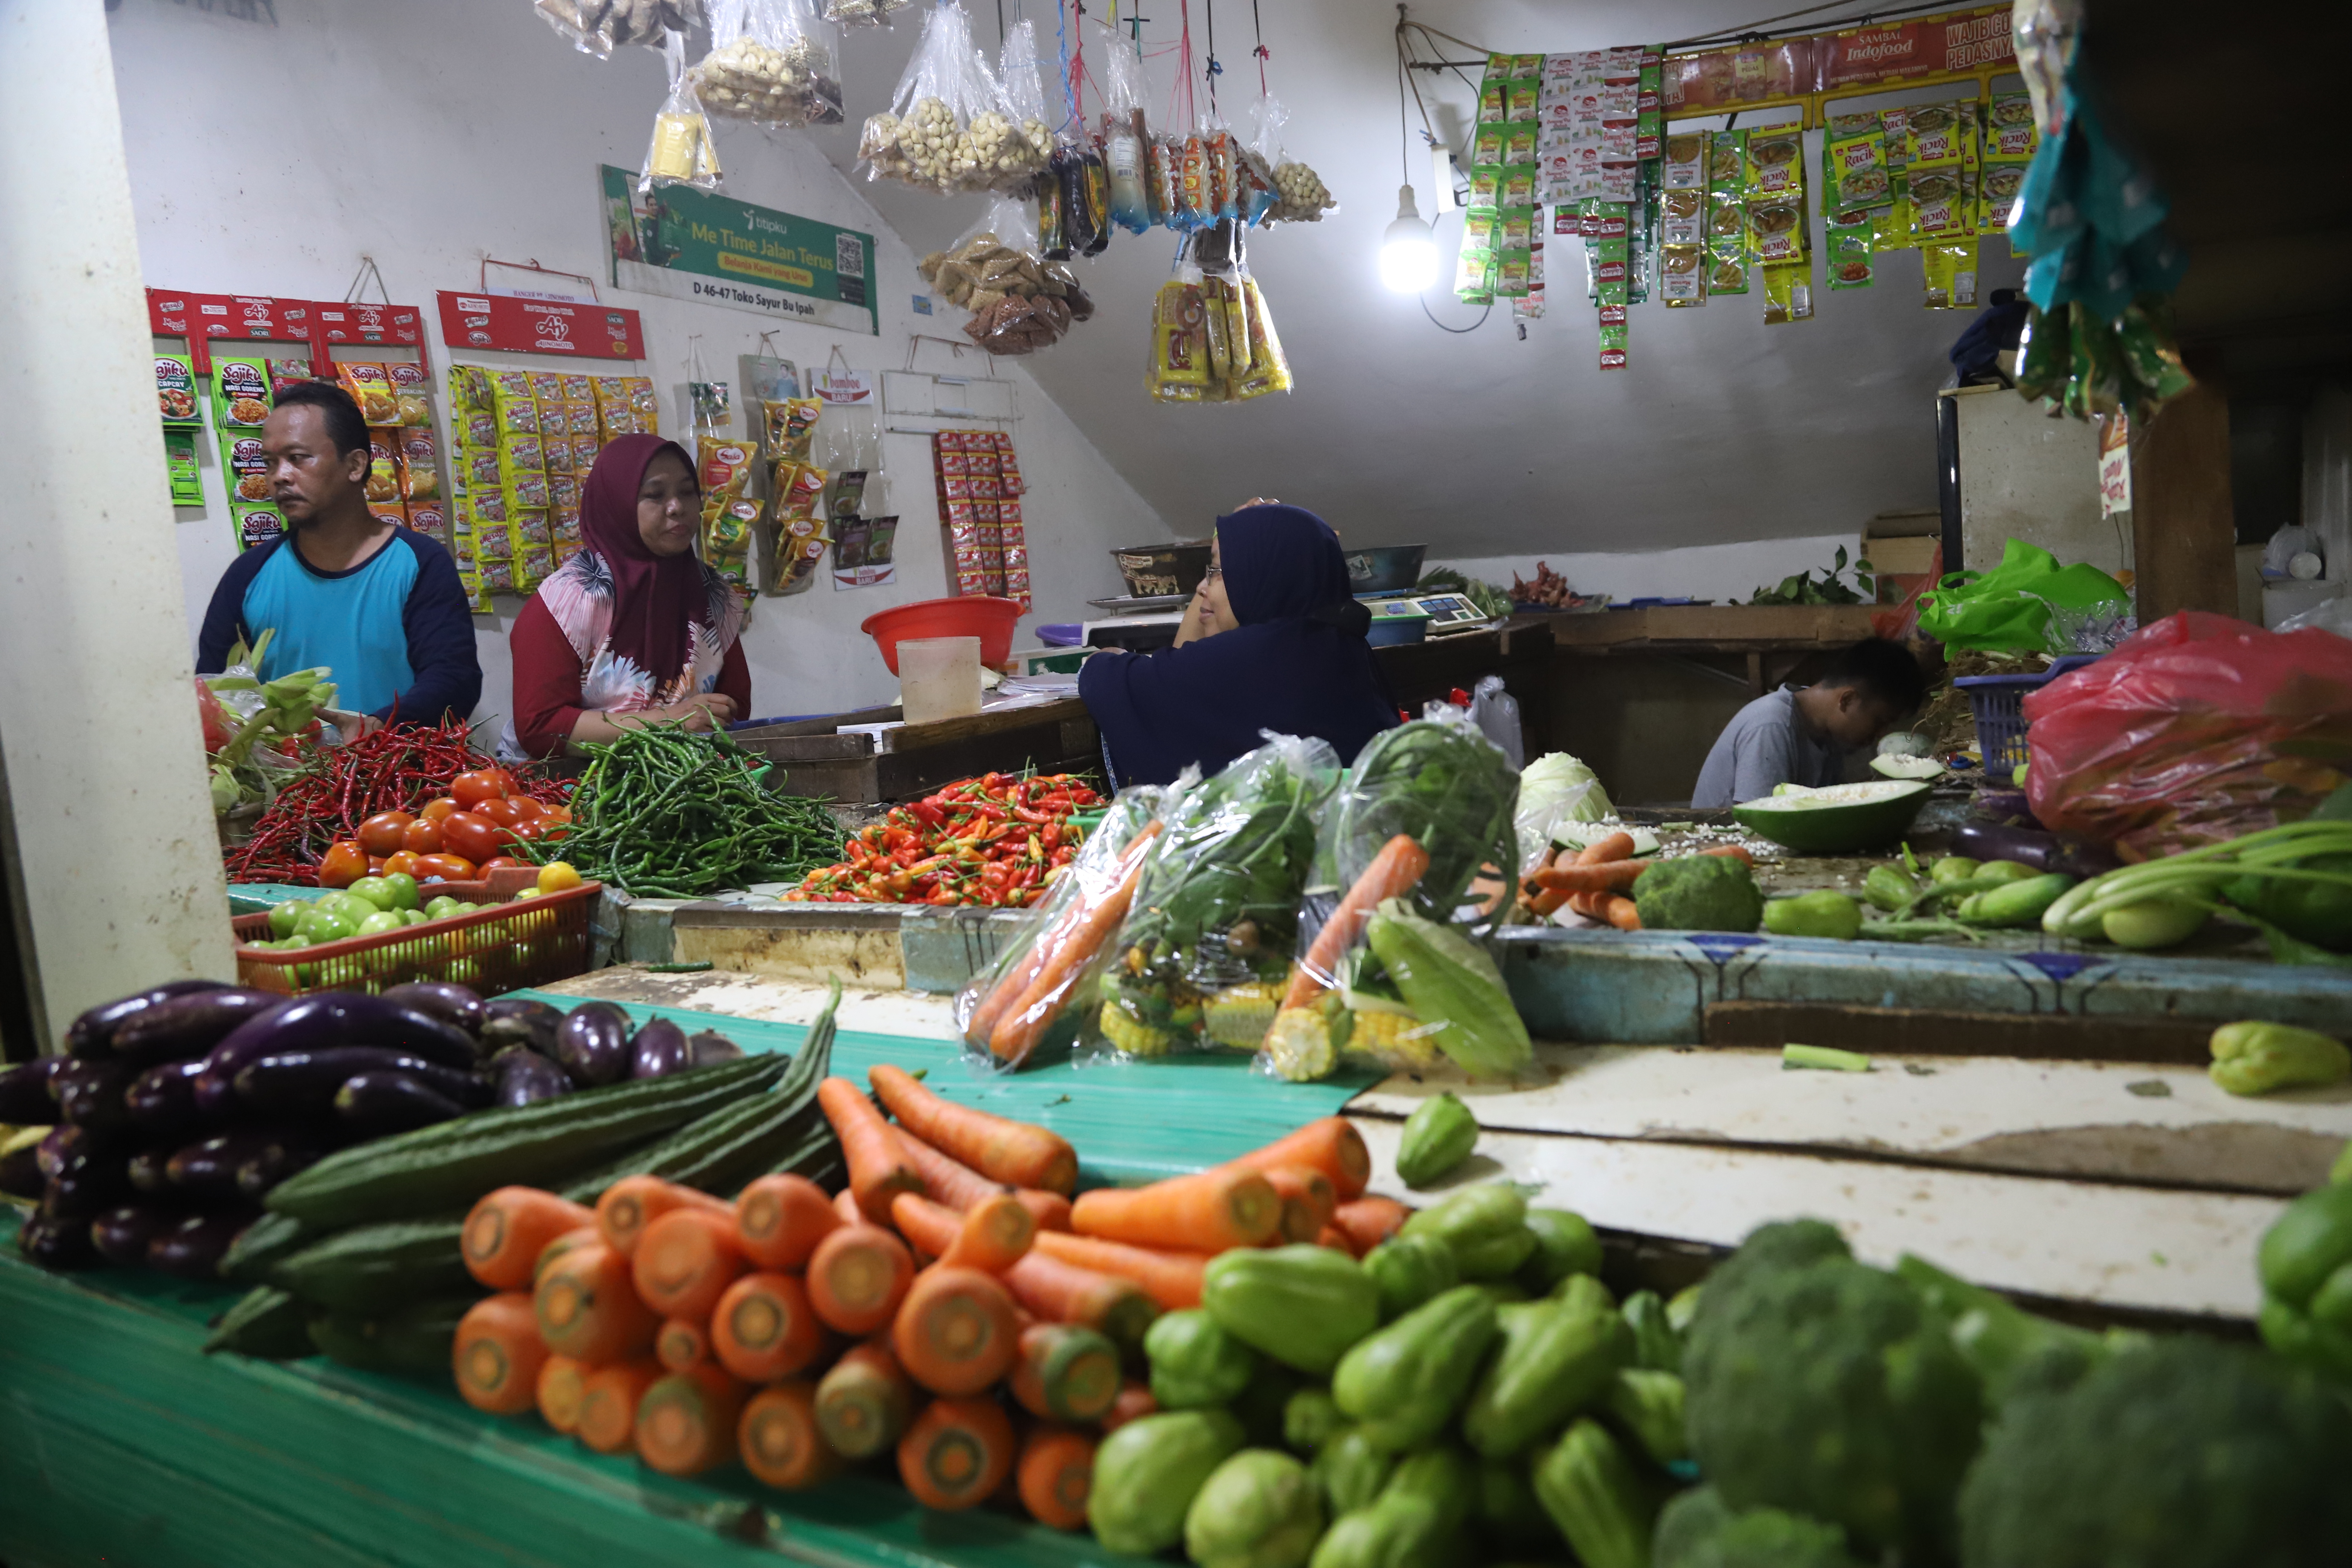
left=1958, top=1335, right=2352, bottom=1568
left=1894, top=1252, right=2115, bottom=1407
left=1635, top=854, right=1764, bottom=933
left=1655, top=1486, right=1867, bottom=1568
left=1683, top=1222, right=1982, bottom=1564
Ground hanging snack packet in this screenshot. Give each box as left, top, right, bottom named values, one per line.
left=988, top=21, right=1055, bottom=193
left=1096, top=20, right=1152, bottom=233
left=1145, top=132, right=1182, bottom=229
left=534, top=0, right=686, bottom=57
left=1921, top=243, right=1978, bottom=310
left=1145, top=253, right=1216, bottom=403
left=920, top=200, right=1092, bottom=357
left=1824, top=112, right=1890, bottom=210
left=398, top=427, right=441, bottom=501
left=859, top=2, right=1014, bottom=194
left=764, top=395, right=822, bottom=462
left=643, top=31, right=723, bottom=193
left=338, top=363, right=400, bottom=426
left=692, top=0, right=842, bottom=130
left=1762, top=261, right=1814, bottom=325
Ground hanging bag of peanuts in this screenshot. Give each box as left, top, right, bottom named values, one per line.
left=822, top=0, right=909, bottom=25
left=1249, top=92, right=1337, bottom=223
left=534, top=0, right=689, bottom=57
left=987, top=19, right=1055, bottom=194
left=918, top=197, right=1094, bottom=357
left=642, top=29, right=724, bottom=192
left=858, top=2, right=1016, bottom=194
left=691, top=0, right=842, bottom=129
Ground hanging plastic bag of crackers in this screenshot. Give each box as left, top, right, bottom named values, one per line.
left=858, top=2, right=1018, bottom=195
left=822, top=0, right=910, bottom=28
left=920, top=197, right=1092, bottom=357
left=986, top=20, right=1055, bottom=194
left=692, top=0, right=842, bottom=130
left=535, top=0, right=688, bottom=58
left=642, top=31, right=724, bottom=193
left=1145, top=244, right=1220, bottom=404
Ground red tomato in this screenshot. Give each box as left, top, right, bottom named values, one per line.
left=381, top=850, right=423, bottom=877
left=318, top=841, right=369, bottom=889
left=418, top=796, right=460, bottom=824
left=502, top=820, right=541, bottom=845
left=400, top=818, right=444, bottom=855
left=451, top=770, right=508, bottom=810
left=367, top=856, right=387, bottom=875
left=478, top=798, right=525, bottom=828
left=504, top=795, right=547, bottom=823
left=357, top=811, right=415, bottom=857
left=481, top=856, right=532, bottom=873
left=440, top=811, right=502, bottom=864
left=415, top=853, right=478, bottom=882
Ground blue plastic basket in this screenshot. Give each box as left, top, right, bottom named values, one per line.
left=1952, top=655, right=2099, bottom=770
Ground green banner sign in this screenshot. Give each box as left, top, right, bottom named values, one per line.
left=600, top=166, right=877, bottom=335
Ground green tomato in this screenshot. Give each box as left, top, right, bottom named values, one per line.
left=296, top=906, right=357, bottom=943
left=267, top=898, right=308, bottom=939
left=456, top=902, right=482, bottom=914
left=2102, top=898, right=2209, bottom=951
left=378, top=872, right=421, bottom=911
left=356, top=910, right=408, bottom=937
left=424, top=896, right=461, bottom=919
left=445, top=957, right=481, bottom=985
left=277, top=933, right=312, bottom=950
left=323, top=892, right=380, bottom=924
left=402, top=908, right=430, bottom=926
left=346, top=876, right=398, bottom=912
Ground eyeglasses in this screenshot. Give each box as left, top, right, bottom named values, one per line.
left=1203, top=565, right=1223, bottom=581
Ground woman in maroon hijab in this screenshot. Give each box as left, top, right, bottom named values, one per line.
left=504, top=434, right=749, bottom=758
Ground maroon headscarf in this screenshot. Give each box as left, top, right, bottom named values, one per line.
left=579, top=433, right=711, bottom=687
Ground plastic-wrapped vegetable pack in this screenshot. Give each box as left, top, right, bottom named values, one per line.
left=535, top=0, right=689, bottom=57
left=916, top=199, right=1094, bottom=356
left=1092, top=733, right=1340, bottom=1060
left=691, top=0, right=842, bottom=130
left=642, top=30, right=724, bottom=192
left=955, top=787, right=1171, bottom=1070
left=858, top=2, right=1030, bottom=195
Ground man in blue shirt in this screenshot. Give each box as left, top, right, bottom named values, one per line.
left=198, top=380, right=480, bottom=726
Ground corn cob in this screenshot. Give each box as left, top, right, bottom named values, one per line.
left=1202, top=982, right=1284, bottom=1049
left=1096, top=1000, right=1175, bottom=1057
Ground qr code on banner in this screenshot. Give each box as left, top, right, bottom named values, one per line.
left=835, top=231, right=867, bottom=305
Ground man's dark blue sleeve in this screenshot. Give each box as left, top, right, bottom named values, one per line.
left=387, top=533, right=484, bottom=724
left=195, top=542, right=272, bottom=674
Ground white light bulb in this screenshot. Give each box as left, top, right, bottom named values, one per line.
left=1379, top=184, right=1439, bottom=294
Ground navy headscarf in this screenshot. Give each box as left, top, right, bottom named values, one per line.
left=1080, top=505, right=1400, bottom=786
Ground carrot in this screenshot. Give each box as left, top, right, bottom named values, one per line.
left=893, top=1191, right=1036, bottom=1274
left=1226, top=1117, right=1372, bottom=1201
left=1701, top=844, right=1756, bottom=867
left=632, top=1208, right=747, bottom=1323
left=1531, top=859, right=1649, bottom=893
left=1528, top=887, right=1573, bottom=918
left=1285, top=835, right=1432, bottom=1008
left=576, top=1358, right=663, bottom=1454
left=871, top=1063, right=1079, bottom=1196
left=1604, top=894, right=1643, bottom=931
left=833, top=1188, right=864, bottom=1226
left=1316, top=1224, right=1353, bottom=1252
left=536, top=1354, right=590, bottom=1433
left=1001, top=1250, right=1159, bottom=1349
left=452, top=1292, right=547, bottom=1415
left=987, top=829, right=1161, bottom=1065
left=738, top=1380, right=842, bottom=1490
left=898, top=1396, right=1016, bottom=1512
left=1101, top=1380, right=1157, bottom=1433
left=735, top=1173, right=842, bottom=1271
left=1016, top=1424, right=1097, bottom=1531
left=657, top=1317, right=712, bottom=1372
left=806, top=1223, right=916, bottom=1336
left=1016, top=1190, right=1073, bottom=1232
left=635, top=1363, right=745, bottom=1477
left=1008, top=1321, right=1121, bottom=1424
left=535, top=1241, right=657, bottom=1365
left=534, top=1225, right=600, bottom=1286
left=962, top=827, right=1160, bottom=1051
left=815, top=1337, right=915, bottom=1458
left=1330, top=1196, right=1411, bottom=1255
left=1031, top=1231, right=1207, bottom=1311
left=892, top=1265, right=1021, bottom=1396
left=463, top=1188, right=596, bottom=1291
left=1563, top=890, right=1604, bottom=920
left=595, top=1174, right=730, bottom=1259
left=710, top=1271, right=827, bottom=1383
left=893, top=1127, right=1009, bottom=1211
left=818, top=1076, right=924, bottom=1223
left=1261, top=1165, right=1336, bottom=1242
left=1576, top=831, right=1637, bottom=865
left=1071, top=1166, right=1281, bottom=1253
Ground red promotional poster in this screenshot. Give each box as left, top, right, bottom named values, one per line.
left=1818, top=5, right=2014, bottom=91
left=436, top=292, right=645, bottom=359
left=1662, top=38, right=1815, bottom=113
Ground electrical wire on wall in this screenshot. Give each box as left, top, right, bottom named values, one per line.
left=1396, top=8, right=1492, bottom=332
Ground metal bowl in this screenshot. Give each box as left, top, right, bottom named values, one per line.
left=1110, top=542, right=1213, bottom=599
left=1344, top=544, right=1428, bottom=596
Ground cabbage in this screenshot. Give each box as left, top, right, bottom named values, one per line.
left=1513, top=753, right=1614, bottom=877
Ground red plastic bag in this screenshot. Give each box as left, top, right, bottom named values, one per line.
left=1870, top=540, right=1942, bottom=642
left=2023, top=611, right=2352, bottom=859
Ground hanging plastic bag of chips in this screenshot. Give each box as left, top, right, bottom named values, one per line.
left=691, top=0, right=842, bottom=129
left=1096, top=19, right=1153, bottom=234
left=642, top=31, right=724, bottom=192
left=1045, top=123, right=1110, bottom=260
left=857, top=2, right=1013, bottom=194
left=917, top=197, right=1093, bottom=357
left=534, top=0, right=688, bottom=58
left=988, top=20, right=1056, bottom=193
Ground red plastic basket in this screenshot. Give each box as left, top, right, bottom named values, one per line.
left=232, top=879, right=600, bottom=998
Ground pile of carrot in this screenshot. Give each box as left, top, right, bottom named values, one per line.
left=447, top=1054, right=1410, bottom=1531
left=964, top=822, right=1161, bottom=1067
left=1523, top=832, right=1756, bottom=929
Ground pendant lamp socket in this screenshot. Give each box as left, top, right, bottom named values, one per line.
left=1379, top=184, right=1439, bottom=294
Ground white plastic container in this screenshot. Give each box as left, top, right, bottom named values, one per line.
left=899, top=635, right=982, bottom=724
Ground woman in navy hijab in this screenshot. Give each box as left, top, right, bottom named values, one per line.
left=1080, top=501, right=1399, bottom=786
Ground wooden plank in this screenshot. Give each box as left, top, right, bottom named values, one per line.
left=1346, top=1044, right=2351, bottom=1196
left=730, top=703, right=901, bottom=738
left=1543, top=603, right=1879, bottom=648
left=1702, top=1000, right=2218, bottom=1064
left=735, top=731, right=876, bottom=761
left=2130, top=381, right=2240, bottom=620
left=1346, top=1115, right=2278, bottom=1320
left=873, top=696, right=1090, bottom=753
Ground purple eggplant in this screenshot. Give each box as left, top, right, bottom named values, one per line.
left=63, top=978, right=228, bottom=1059
left=42, top=1162, right=130, bottom=1219
left=107, top=987, right=284, bottom=1066
left=51, top=1059, right=137, bottom=1132
left=167, top=1131, right=299, bottom=1200
left=553, top=1003, right=633, bottom=1087
left=235, top=1136, right=323, bottom=1200
left=38, top=1124, right=114, bottom=1182
left=233, top=1047, right=484, bottom=1116
left=202, top=994, right=478, bottom=1086
left=18, top=1210, right=99, bottom=1269
left=0, top=1138, right=42, bottom=1200
left=0, top=1057, right=65, bottom=1122
left=687, top=1029, right=744, bottom=1067
left=335, top=1071, right=467, bottom=1133
left=629, top=1017, right=691, bottom=1080
left=1950, top=821, right=2122, bottom=880
left=481, top=998, right=564, bottom=1054
left=91, top=1203, right=181, bottom=1266
left=492, top=1048, right=571, bottom=1107
left=125, top=1057, right=214, bottom=1138
left=381, top=982, right=488, bottom=1046
left=148, top=1211, right=257, bottom=1279
left=127, top=1146, right=175, bottom=1195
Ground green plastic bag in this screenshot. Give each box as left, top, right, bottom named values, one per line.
left=1916, top=539, right=2128, bottom=654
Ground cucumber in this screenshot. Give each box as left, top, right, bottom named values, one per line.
left=218, top=1211, right=316, bottom=1284
left=206, top=1285, right=312, bottom=1358
left=265, top=1054, right=786, bottom=1228
left=271, top=1219, right=473, bottom=1312
left=308, top=1294, right=479, bottom=1377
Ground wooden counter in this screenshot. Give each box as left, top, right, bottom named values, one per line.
left=730, top=697, right=1097, bottom=805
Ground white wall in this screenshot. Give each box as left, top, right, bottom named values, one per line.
left=1432, top=533, right=1871, bottom=606
left=107, top=0, right=1162, bottom=727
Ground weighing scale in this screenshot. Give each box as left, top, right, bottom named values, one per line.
left=1360, top=589, right=1500, bottom=640
left=1082, top=593, right=1185, bottom=654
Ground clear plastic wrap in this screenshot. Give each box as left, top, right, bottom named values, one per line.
left=917, top=198, right=1093, bottom=357
left=1096, top=21, right=1152, bottom=233
left=1248, top=93, right=1336, bottom=223
left=1144, top=250, right=1214, bottom=403
left=642, top=31, right=724, bottom=192
left=857, top=2, right=1024, bottom=194
left=535, top=0, right=692, bottom=57
left=954, top=786, right=1173, bottom=1071
left=1091, top=734, right=1340, bottom=1060
left=989, top=20, right=1056, bottom=193
left=821, top=0, right=909, bottom=26
left=691, top=0, right=841, bottom=129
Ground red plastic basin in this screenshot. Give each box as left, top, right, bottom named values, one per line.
left=860, top=596, right=1023, bottom=675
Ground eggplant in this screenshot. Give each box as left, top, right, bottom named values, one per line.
left=233, top=1047, right=482, bottom=1116
left=108, top=987, right=285, bottom=1066
left=50, top=1058, right=137, bottom=1132
left=42, top=1162, right=130, bottom=1219
left=167, top=1131, right=298, bottom=1200
left=687, top=1028, right=744, bottom=1067
left=380, top=982, right=488, bottom=1046
left=125, top=1057, right=214, bottom=1137
left=202, top=994, right=477, bottom=1086
left=480, top=998, right=564, bottom=1055
left=38, top=1123, right=115, bottom=1182
left=553, top=1002, right=633, bottom=1087
left=1950, top=821, right=2122, bottom=880
left=18, top=1210, right=100, bottom=1269
left=492, top=1048, right=572, bottom=1107
left=63, top=978, right=228, bottom=1059
left=91, top=1203, right=181, bottom=1266
left=127, top=1145, right=175, bottom=1195
left=629, top=1017, right=690, bottom=1080
left=149, top=1211, right=257, bottom=1280
left=335, top=1071, right=467, bottom=1133
left=0, top=1134, right=44, bottom=1200
left=235, top=1136, right=323, bottom=1200
left=0, top=1057, right=65, bottom=1122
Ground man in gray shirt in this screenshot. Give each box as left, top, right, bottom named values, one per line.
left=1692, top=639, right=1928, bottom=809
